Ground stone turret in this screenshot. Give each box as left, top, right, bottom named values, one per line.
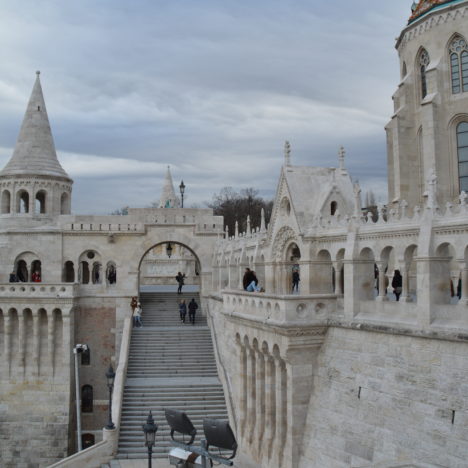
left=0, top=72, right=73, bottom=216
left=159, top=166, right=180, bottom=208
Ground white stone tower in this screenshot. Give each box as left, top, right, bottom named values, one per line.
left=386, top=0, right=468, bottom=209
left=0, top=72, right=73, bottom=216
left=158, top=165, right=180, bottom=208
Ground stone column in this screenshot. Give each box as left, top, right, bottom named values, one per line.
left=264, top=353, right=275, bottom=460
left=332, top=261, right=343, bottom=295
left=264, top=262, right=275, bottom=294
left=18, top=309, right=25, bottom=375
left=274, top=356, right=286, bottom=466
left=460, top=267, right=468, bottom=305
left=246, top=345, right=256, bottom=445
left=4, top=314, right=11, bottom=376
left=400, top=266, right=413, bottom=302
left=255, top=347, right=266, bottom=456
left=238, top=344, right=247, bottom=437
left=376, top=261, right=389, bottom=301
left=32, top=311, right=40, bottom=378
left=47, top=309, right=55, bottom=375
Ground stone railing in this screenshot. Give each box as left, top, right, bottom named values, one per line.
left=0, top=282, right=78, bottom=298
left=64, top=222, right=145, bottom=233
left=222, top=289, right=338, bottom=326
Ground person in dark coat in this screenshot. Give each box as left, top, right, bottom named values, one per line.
left=392, top=270, right=403, bottom=301
left=188, top=298, right=198, bottom=325
left=176, top=272, right=186, bottom=294
left=292, top=270, right=300, bottom=292
left=243, top=268, right=255, bottom=290
left=179, top=299, right=187, bottom=323
left=9, top=271, right=18, bottom=283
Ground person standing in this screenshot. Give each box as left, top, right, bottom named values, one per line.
left=188, top=298, right=198, bottom=325
left=133, top=302, right=142, bottom=327
left=176, top=272, right=186, bottom=294
left=179, top=299, right=187, bottom=323
left=392, top=270, right=403, bottom=301
left=292, top=270, right=300, bottom=293
left=31, top=270, right=41, bottom=282
left=243, top=268, right=255, bottom=290
left=9, top=271, right=18, bottom=283
left=130, top=296, right=138, bottom=312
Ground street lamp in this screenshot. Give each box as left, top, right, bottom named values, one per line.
left=166, top=242, right=173, bottom=258
left=105, top=364, right=115, bottom=430
left=143, top=411, right=158, bottom=468
left=179, top=180, right=185, bottom=208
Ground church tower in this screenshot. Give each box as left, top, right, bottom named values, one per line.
left=0, top=72, right=73, bottom=216
left=159, top=166, right=180, bottom=208
left=386, top=0, right=468, bottom=210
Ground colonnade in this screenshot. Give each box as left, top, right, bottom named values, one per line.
left=236, top=336, right=288, bottom=466
left=0, top=307, right=70, bottom=379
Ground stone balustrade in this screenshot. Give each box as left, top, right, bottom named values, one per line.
left=222, top=289, right=338, bottom=326
left=0, top=282, right=78, bottom=298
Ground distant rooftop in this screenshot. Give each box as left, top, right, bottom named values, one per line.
left=408, top=0, right=467, bottom=24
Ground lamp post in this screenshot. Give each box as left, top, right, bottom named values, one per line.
left=166, top=242, right=173, bottom=258
left=105, top=364, right=115, bottom=430
left=143, top=411, right=158, bottom=468
left=179, top=180, right=185, bottom=208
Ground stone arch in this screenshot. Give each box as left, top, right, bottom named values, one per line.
left=16, top=189, right=30, bottom=214
left=14, top=251, right=40, bottom=282
left=79, top=250, right=101, bottom=285
left=312, top=249, right=333, bottom=294
left=272, top=226, right=297, bottom=261
left=1, top=189, right=11, bottom=214
left=35, top=189, right=47, bottom=214
left=60, top=192, right=70, bottom=215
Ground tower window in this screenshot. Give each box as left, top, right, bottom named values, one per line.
left=331, top=201, right=338, bottom=216
left=449, top=36, right=468, bottom=94
left=457, top=122, right=468, bottom=192
left=419, top=49, right=430, bottom=99
left=81, top=385, right=93, bottom=413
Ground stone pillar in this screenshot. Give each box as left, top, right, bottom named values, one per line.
left=460, top=267, right=468, bottom=305
left=376, top=261, right=389, bottom=301
left=238, top=344, right=247, bottom=437
left=264, top=353, right=275, bottom=460
left=332, top=261, right=343, bottom=295
left=255, top=347, right=265, bottom=456
left=18, top=309, right=25, bottom=375
left=32, top=311, right=40, bottom=378
left=246, top=345, right=256, bottom=445
left=297, top=260, right=311, bottom=295
left=400, top=266, right=413, bottom=303
left=274, top=356, right=286, bottom=466
left=265, top=263, right=275, bottom=294
left=47, top=309, right=55, bottom=375
left=4, top=314, right=11, bottom=376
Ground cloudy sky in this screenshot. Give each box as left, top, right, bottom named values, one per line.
left=0, top=0, right=412, bottom=214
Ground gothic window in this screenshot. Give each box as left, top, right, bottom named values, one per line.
left=457, top=122, right=468, bottom=192
left=64, top=261, right=75, bottom=282
left=17, top=190, right=29, bottom=213
left=106, top=262, right=117, bottom=285
left=92, top=262, right=101, bottom=284
left=330, top=201, right=338, bottom=216
left=1, top=190, right=10, bottom=214
left=449, top=36, right=468, bottom=94
left=81, top=385, right=93, bottom=413
left=80, top=261, right=90, bottom=284
left=419, top=49, right=430, bottom=99
left=16, top=260, right=28, bottom=282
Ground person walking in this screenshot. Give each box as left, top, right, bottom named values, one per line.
left=292, top=270, right=300, bottom=293
left=133, top=302, right=142, bottom=327
left=179, top=299, right=187, bottom=323
left=176, top=272, right=186, bottom=294
left=188, top=298, right=198, bottom=325
left=392, top=270, right=403, bottom=301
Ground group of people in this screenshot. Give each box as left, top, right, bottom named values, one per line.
left=9, top=270, right=41, bottom=283
left=242, top=268, right=264, bottom=292
left=178, top=298, right=198, bottom=324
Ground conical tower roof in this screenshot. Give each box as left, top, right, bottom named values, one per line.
left=159, top=166, right=180, bottom=208
left=0, top=72, right=71, bottom=180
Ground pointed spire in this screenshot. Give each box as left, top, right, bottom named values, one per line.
left=235, top=220, right=239, bottom=238
left=159, top=166, right=180, bottom=208
left=0, top=71, right=70, bottom=179
left=246, top=215, right=251, bottom=236
left=284, top=141, right=291, bottom=167
left=338, top=146, right=346, bottom=172
left=260, top=208, right=266, bottom=232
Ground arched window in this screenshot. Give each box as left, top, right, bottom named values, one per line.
left=81, top=347, right=90, bottom=366
left=80, top=261, right=90, bottom=284
left=449, top=36, right=468, bottom=94
left=106, top=262, right=117, bottom=285
left=402, top=61, right=407, bottom=79
left=457, top=122, right=468, bottom=192
left=419, top=49, right=430, bottom=99
left=31, top=260, right=41, bottom=282
left=35, top=190, right=46, bottom=214
left=60, top=192, right=69, bottom=215
left=17, top=190, right=29, bottom=213
left=330, top=201, right=338, bottom=216
left=64, top=261, right=75, bottom=282
left=1, top=190, right=11, bottom=214
left=81, top=385, right=93, bottom=413
left=16, top=260, right=28, bottom=282
left=92, top=262, right=101, bottom=284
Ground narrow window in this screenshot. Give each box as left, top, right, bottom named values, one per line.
left=17, top=190, right=29, bottom=213
left=35, top=190, right=46, bottom=214
left=64, top=261, right=75, bottom=282
left=402, top=61, right=407, bottom=79
left=457, top=122, right=468, bottom=192
left=60, top=192, right=69, bottom=214
left=81, top=385, right=93, bottom=413
left=419, top=49, right=430, bottom=99
left=1, top=190, right=11, bottom=214
left=31, top=260, right=41, bottom=282
left=81, top=347, right=90, bottom=366
left=449, top=36, right=468, bottom=94
left=16, top=260, right=28, bottom=282
left=80, top=261, right=90, bottom=284
left=331, top=201, right=338, bottom=216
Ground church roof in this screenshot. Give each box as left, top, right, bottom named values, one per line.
left=159, top=166, right=180, bottom=208
left=0, top=72, right=71, bottom=180
left=408, top=0, right=466, bottom=24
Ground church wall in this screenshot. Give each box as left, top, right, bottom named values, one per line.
left=299, top=327, right=468, bottom=468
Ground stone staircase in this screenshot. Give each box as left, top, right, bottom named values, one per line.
left=116, top=291, right=229, bottom=460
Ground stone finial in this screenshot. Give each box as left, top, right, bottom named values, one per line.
left=246, top=215, right=251, bottom=236
left=36, top=70, right=41, bottom=76
left=338, top=146, right=346, bottom=171
left=377, top=203, right=385, bottom=223
left=260, top=208, right=266, bottom=232
left=225, top=225, right=229, bottom=239
left=284, top=141, right=291, bottom=167
left=235, top=220, right=239, bottom=238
